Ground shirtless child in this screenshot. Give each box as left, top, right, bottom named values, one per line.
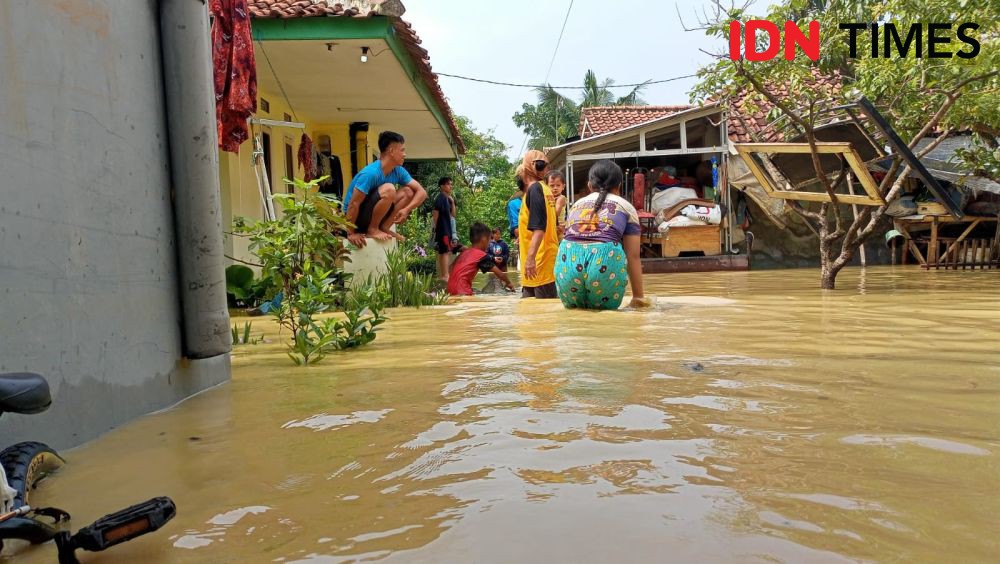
left=343, top=131, right=428, bottom=248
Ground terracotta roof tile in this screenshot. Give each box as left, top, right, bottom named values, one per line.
left=578, top=105, right=694, bottom=138
left=724, top=71, right=843, bottom=143
left=248, top=1, right=464, bottom=153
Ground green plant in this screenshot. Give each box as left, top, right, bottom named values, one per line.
left=287, top=307, right=386, bottom=365
left=406, top=253, right=438, bottom=277
left=225, top=265, right=254, bottom=303
left=348, top=247, right=450, bottom=311
left=231, top=322, right=261, bottom=345
left=225, top=264, right=276, bottom=308
left=233, top=176, right=384, bottom=365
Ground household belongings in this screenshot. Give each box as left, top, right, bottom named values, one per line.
left=653, top=197, right=724, bottom=257
left=651, top=187, right=699, bottom=214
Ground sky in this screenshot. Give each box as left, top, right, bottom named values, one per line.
left=404, top=0, right=725, bottom=159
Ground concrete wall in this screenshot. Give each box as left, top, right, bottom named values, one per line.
left=737, top=199, right=894, bottom=269
left=0, top=0, right=229, bottom=450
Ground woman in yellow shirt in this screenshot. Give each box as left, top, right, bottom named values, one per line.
left=517, top=150, right=560, bottom=299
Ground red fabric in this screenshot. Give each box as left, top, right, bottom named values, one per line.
left=447, top=248, right=488, bottom=296
left=210, top=0, right=257, bottom=153
left=632, top=172, right=646, bottom=211
left=297, top=133, right=316, bottom=181
left=657, top=172, right=677, bottom=185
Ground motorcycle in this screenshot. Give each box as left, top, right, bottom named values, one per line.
left=0, top=372, right=175, bottom=563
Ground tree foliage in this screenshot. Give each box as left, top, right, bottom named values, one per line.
left=690, top=0, right=999, bottom=289
left=513, top=70, right=652, bottom=149
left=408, top=115, right=516, bottom=247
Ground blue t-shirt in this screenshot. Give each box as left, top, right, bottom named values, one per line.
left=343, top=160, right=413, bottom=209
left=506, top=197, right=522, bottom=230
left=488, top=239, right=510, bottom=267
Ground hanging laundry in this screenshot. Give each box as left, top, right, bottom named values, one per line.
left=297, top=133, right=316, bottom=181
left=632, top=171, right=646, bottom=212
left=317, top=153, right=345, bottom=198
left=210, top=0, right=257, bottom=153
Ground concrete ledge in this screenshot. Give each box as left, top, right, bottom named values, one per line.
left=343, top=236, right=398, bottom=285
left=0, top=355, right=231, bottom=451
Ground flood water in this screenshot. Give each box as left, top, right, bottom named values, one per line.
left=14, top=267, right=1000, bottom=563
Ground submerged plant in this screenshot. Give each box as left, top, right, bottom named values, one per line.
left=347, top=246, right=450, bottom=311
left=231, top=321, right=260, bottom=345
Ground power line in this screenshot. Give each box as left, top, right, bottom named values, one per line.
left=519, top=0, right=574, bottom=157
left=543, top=0, right=574, bottom=84
left=436, top=72, right=699, bottom=90
left=255, top=39, right=298, bottom=122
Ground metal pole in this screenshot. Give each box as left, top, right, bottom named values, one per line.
left=159, top=0, right=232, bottom=359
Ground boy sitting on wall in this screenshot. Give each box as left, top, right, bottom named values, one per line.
left=343, top=131, right=427, bottom=248
left=447, top=222, right=515, bottom=296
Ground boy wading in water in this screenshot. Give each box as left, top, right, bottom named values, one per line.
left=343, top=131, right=427, bottom=248
left=557, top=160, right=647, bottom=310
left=517, top=150, right=559, bottom=299
left=447, top=223, right=515, bottom=296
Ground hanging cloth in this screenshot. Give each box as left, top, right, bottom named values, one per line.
left=632, top=171, right=646, bottom=212
left=210, top=0, right=257, bottom=153
left=297, top=133, right=316, bottom=181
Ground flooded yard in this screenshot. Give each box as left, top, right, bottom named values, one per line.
left=14, top=267, right=1000, bottom=563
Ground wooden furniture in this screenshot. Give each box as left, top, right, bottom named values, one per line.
left=658, top=224, right=721, bottom=258
left=894, top=214, right=1000, bottom=269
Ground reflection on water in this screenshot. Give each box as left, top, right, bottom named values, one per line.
left=12, top=267, right=1000, bottom=563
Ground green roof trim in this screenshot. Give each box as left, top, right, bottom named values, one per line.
left=250, top=17, right=459, bottom=158
left=251, top=16, right=389, bottom=41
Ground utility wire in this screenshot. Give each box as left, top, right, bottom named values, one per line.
left=519, top=0, right=574, bottom=156
left=542, top=0, right=573, bottom=85
left=436, top=72, right=699, bottom=90
left=255, top=39, right=298, bottom=122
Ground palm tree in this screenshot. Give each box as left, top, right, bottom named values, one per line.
left=579, top=69, right=650, bottom=107
left=580, top=70, right=616, bottom=107
left=514, top=71, right=651, bottom=149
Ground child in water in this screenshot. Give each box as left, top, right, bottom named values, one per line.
left=556, top=160, right=647, bottom=310
left=447, top=222, right=515, bottom=296
left=546, top=170, right=568, bottom=238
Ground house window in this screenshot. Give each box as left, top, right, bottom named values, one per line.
left=284, top=113, right=292, bottom=123
left=260, top=98, right=270, bottom=113
left=284, top=141, right=295, bottom=193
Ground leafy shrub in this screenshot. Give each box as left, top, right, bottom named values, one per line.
left=225, top=264, right=272, bottom=308
left=233, top=176, right=384, bottom=365
left=348, top=246, right=450, bottom=311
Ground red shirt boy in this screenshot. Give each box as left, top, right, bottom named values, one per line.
left=446, top=223, right=515, bottom=296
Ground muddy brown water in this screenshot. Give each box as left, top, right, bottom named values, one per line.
left=11, top=267, right=1000, bottom=563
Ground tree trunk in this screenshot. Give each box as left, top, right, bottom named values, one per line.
left=821, top=240, right=857, bottom=290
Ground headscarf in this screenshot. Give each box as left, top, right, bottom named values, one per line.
left=521, top=150, right=548, bottom=186
left=511, top=164, right=526, bottom=200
